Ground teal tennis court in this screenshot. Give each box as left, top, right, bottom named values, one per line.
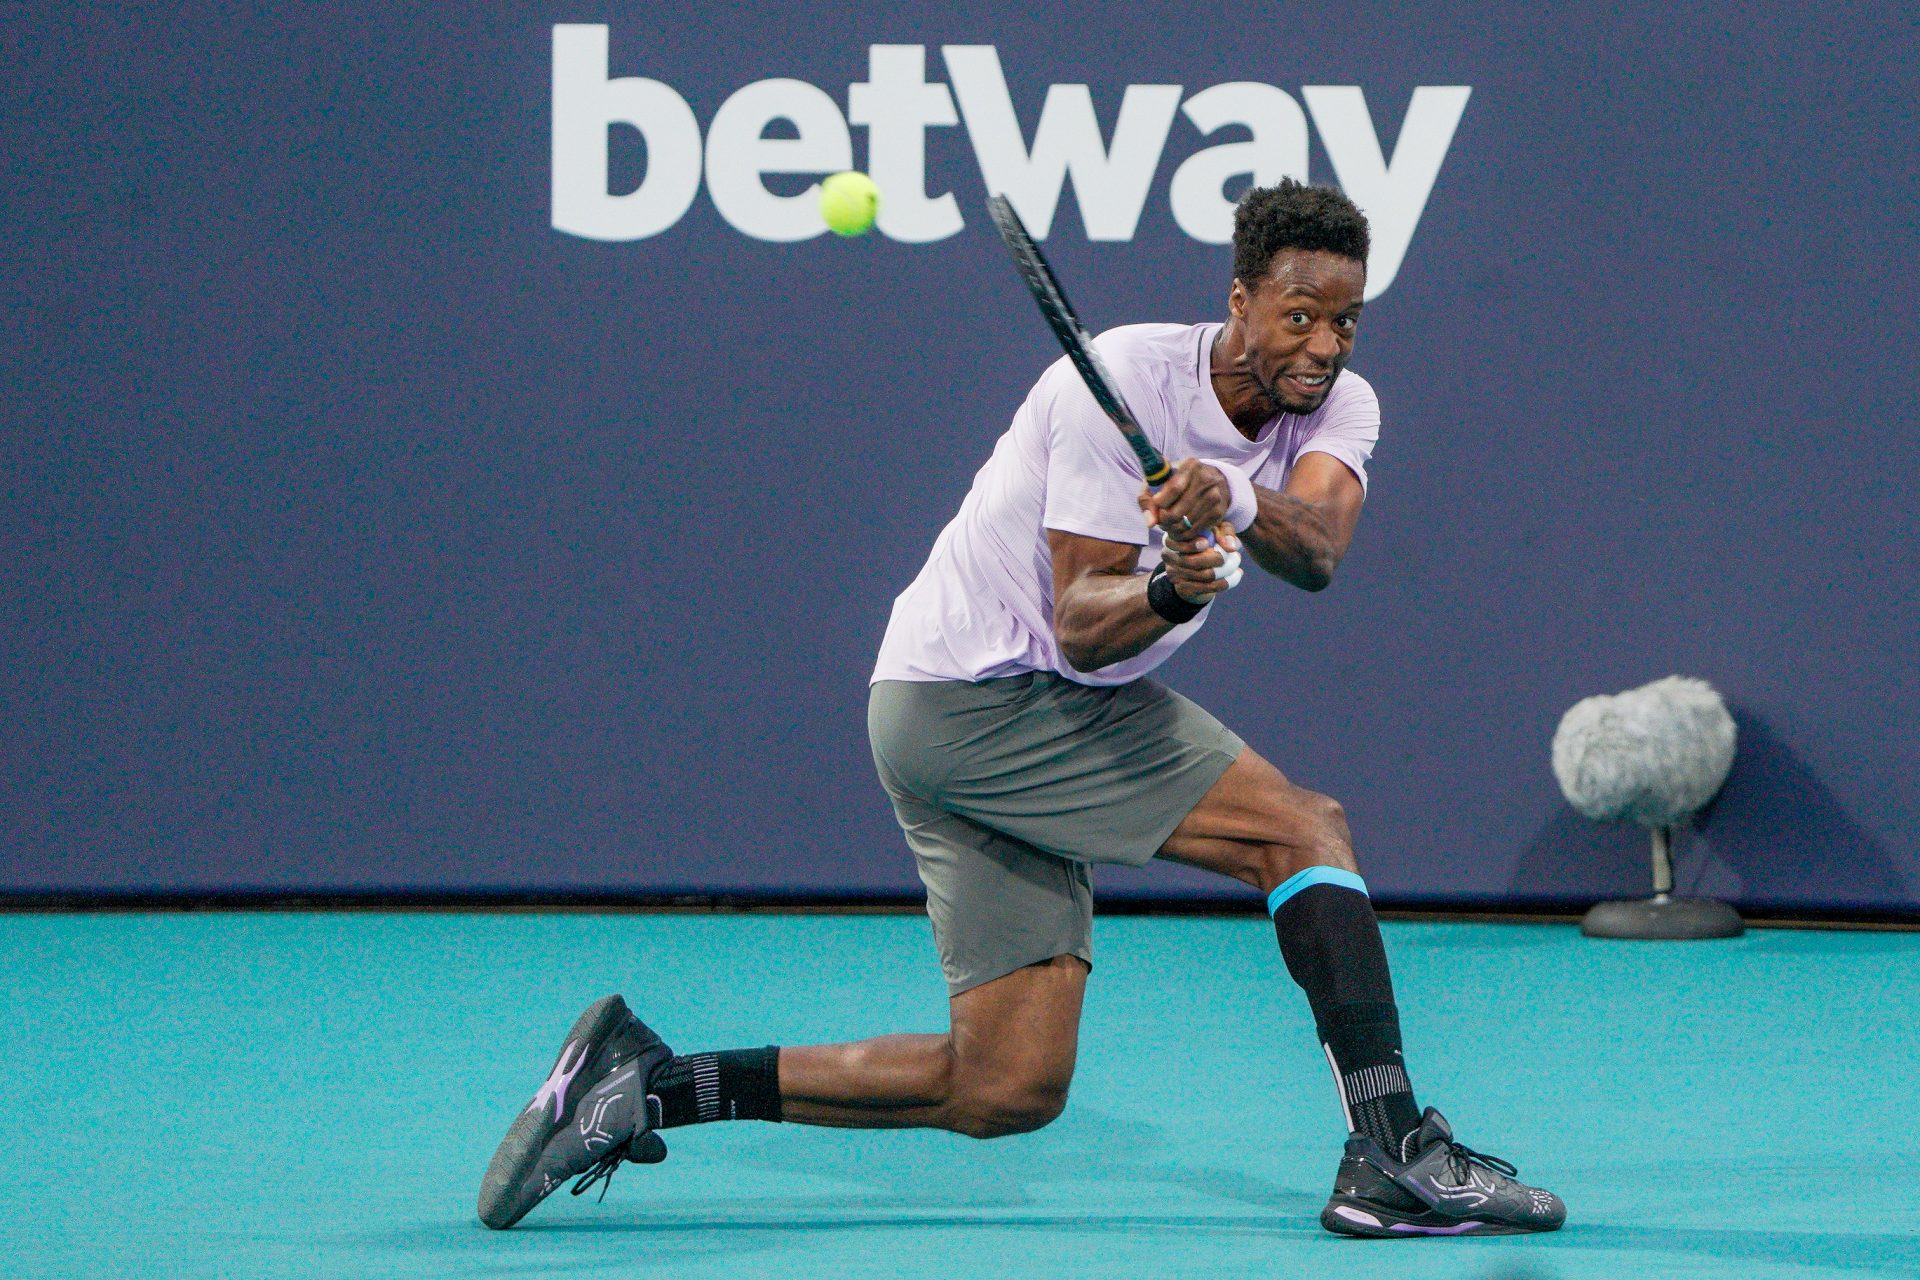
left=8, top=912, right=1913, bottom=1278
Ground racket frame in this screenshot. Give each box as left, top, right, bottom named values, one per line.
left=984, top=195, right=1174, bottom=489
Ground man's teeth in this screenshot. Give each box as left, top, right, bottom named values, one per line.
left=1292, top=373, right=1328, bottom=386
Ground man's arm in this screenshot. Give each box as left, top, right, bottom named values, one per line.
left=1238, top=452, right=1365, bottom=591
left=1047, top=527, right=1237, bottom=672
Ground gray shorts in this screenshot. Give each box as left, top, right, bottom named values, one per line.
left=869, top=674, right=1244, bottom=995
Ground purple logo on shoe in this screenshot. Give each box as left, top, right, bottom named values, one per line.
left=527, top=1039, right=588, bottom=1123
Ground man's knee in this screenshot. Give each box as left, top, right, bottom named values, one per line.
left=1252, top=788, right=1358, bottom=888
left=948, top=1073, right=1071, bottom=1139
left=938, top=953, right=1086, bottom=1137
left=1301, top=790, right=1352, bottom=853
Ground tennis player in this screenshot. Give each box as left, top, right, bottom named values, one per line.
left=479, top=179, right=1564, bottom=1238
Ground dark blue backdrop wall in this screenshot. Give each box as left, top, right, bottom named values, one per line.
left=4, top=3, right=1916, bottom=909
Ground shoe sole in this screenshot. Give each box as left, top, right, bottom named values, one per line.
left=1322, top=1196, right=1563, bottom=1238
left=477, top=994, right=630, bottom=1230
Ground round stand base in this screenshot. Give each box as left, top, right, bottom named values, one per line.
left=1581, top=896, right=1745, bottom=940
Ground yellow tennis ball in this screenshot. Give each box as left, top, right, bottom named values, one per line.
left=819, top=171, right=879, bottom=237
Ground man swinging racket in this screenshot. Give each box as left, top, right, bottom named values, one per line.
left=478, top=179, right=1565, bottom=1238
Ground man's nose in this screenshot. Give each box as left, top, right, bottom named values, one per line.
left=1304, top=324, right=1342, bottom=364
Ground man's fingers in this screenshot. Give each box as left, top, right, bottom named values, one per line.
left=1153, top=461, right=1231, bottom=535
left=1168, top=546, right=1240, bottom=584
left=1162, top=521, right=1242, bottom=599
left=1150, top=463, right=1197, bottom=528
left=1166, top=568, right=1228, bottom=604
left=1210, top=525, right=1242, bottom=585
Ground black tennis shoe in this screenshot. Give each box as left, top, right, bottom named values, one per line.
left=1320, top=1108, right=1565, bottom=1237
left=477, top=994, right=674, bottom=1229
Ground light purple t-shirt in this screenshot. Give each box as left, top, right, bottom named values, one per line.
left=872, top=322, right=1379, bottom=687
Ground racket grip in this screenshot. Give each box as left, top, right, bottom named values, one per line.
left=1164, top=518, right=1227, bottom=548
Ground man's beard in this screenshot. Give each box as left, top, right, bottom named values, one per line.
left=1253, top=361, right=1343, bottom=415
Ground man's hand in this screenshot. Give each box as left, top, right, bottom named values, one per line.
left=1161, top=527, right=1242, bottom=604
left=1137, top=458, right=1232, bottom=537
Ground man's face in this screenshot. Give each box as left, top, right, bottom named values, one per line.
left=1229, top=250, right=1367, bottom=415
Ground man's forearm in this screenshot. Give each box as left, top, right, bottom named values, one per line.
left=1243, top=486, right=1340, bottom=591
left=1052, top=573, right=1178, bottom=671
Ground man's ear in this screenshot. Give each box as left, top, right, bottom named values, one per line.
left=1228, top=278, right=1249, bottom=319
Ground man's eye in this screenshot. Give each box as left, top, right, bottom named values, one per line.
left=1337, top=316, right=1358, bottom=330
left=1289, top=312, right=1311, bottom=325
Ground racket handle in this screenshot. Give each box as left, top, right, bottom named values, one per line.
left=1164, top=517, right=1231, bottom=551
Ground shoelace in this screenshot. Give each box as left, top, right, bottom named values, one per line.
left=1441, top=1139, right=1518, bottom=1183
left=569, top=1141, right=630, bottom=1203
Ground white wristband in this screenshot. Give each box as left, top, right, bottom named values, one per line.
left=1201, top=458, right=1260, bottom=532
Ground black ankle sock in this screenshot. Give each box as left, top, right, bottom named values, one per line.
left=647, top=1047, right=783, bottom=1128
left=1269, top=872, right=1421, bottom=1154
left=1318, top=1001, right=1421, bottom=1156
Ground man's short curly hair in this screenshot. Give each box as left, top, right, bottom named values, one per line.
left=1231, top=179, right=1370, bottom=287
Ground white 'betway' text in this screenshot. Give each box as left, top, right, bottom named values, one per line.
left=551, top=27, right=1472, bottom=300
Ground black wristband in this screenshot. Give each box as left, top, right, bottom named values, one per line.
left=1146, top=565, right=1205, bottom=624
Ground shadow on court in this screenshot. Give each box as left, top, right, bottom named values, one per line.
left=515, top=1210, right=1306, bottom=1236
left=712, top=1102, right=1324, bottom=1215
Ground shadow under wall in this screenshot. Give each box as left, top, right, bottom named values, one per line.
left=1509, top=707, right=1913, bottom=911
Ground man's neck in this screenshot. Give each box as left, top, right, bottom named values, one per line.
left=1210, top=321, right=1276, bottom=440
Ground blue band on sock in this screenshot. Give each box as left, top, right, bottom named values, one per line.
left=1266, top=866, right=1368, bottom=916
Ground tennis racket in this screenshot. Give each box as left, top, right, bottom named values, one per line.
left=984, top=194, right=1241, bottom=587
